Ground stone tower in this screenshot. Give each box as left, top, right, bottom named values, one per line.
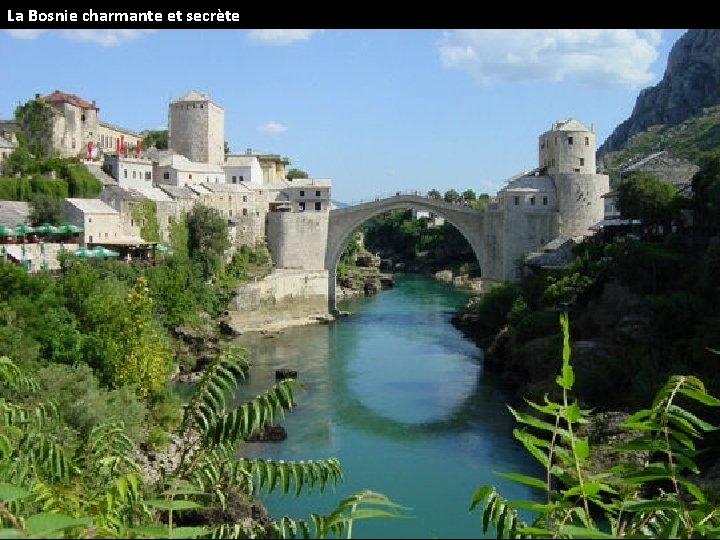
left=539, top=119, right=609, bottom=237
left=168, top=91, right=224, bottom=167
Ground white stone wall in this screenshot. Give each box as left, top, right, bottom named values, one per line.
left=266, top=212, right=329, bottom=270
left=225, top=159, right=263, bottom=185
left=539, top=128, right=596, bottom=176
left=168, top=96, right=224, bottom=166
left=227, top=269, right=329, bottom=316
left=555, top=173, right=610, bottom=237
left=104, top=155, right=154, bottom=189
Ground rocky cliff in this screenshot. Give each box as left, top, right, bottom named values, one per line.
left=598, top=29, right=720, bottom=156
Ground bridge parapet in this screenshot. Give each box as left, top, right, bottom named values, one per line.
left=333, top=193, right=483, bottom=216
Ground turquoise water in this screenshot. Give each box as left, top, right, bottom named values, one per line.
left=233, top=273, right=541, bottom=538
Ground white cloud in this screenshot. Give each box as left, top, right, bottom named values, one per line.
left=60, top=29, right=151, bottom=46
left=4, top=29, right=150, bottom=46
left=437, top=29, right=662, bottom=87
left=247, top=29, right=318, bottom=46
left=257, top=121, right=288, bottom=134
left=5, top=29, right=46, bottom=40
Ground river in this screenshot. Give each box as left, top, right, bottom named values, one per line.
left=232, top=273, right=542, bottom=538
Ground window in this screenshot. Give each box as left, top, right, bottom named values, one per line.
left=299, top=202, right=306, bottom=212
left=89, top=235, right=93, bottom=242
left=242, top=196, right=247, bottom=202
left=579, top=158, right=585, bottom=166
left=229, top=209, right=233, bottom=216
left=145, top=172, right=151, bottom=180
left=315, top=190, right=321, bottom=197
left=568, top=136, right=573, bottom=145
left=585, top=137, right=589, bottom=146
left=132, top=171, right=136, bottom=179
left=513, top=196, right=519, bottom=206
left=124, top=169, right=128, bottom=178
left=163, top=171, right=169, bottom=180
left=543, top=196, right=548, bottom=206
left=315, top=202, right=321, bottom=211
left=243, top=208, right=248, bottom=216
left=72, top=138, right=76, bottom=149
left=530, top=197, right=535, bottom=206
left=239, top=175, right=244, bottom=182
left=300, top=190, right=305, bottom=197
left=232, top=175, right=236, bottom=183
left=189, top=174, right=192, bottom=179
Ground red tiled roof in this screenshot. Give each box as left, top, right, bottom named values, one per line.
left=42, top=90, right=98, bottom=110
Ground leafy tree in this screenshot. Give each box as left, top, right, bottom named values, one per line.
left=427, top=189, right=442, bottom=199
left=691, top=149, right=720, bottom=234
left=106, top=276, right=173, bottom=398
left=286, top=168, right=309, bottom=180
left=28, top=192, right=64, bottom=225
left=224, top=140, right=231, bottom=156
left=616, top=171, right=676, bottom=233
left=462, top=189, right=477, bottom=202
left=14, top=97, right=55, bottom=160
left=186, top=204, right=231, bottom=280
left=141, top=129, right=168, bottom=150
left=65, top=163, right=103, bottom=198
left=1, top=144, right=39, bottom=177
left=444, top=188, right=461, bottom=203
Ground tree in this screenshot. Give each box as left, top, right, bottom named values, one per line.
left=286, top=168, right=309, bottom=180
left=141, top=129, right=168, bottom=150
left=14, top=98, right=55, bottom=160
left=616, top=171, right=676, bottom=234
left=186, top=204, right=231, bottom=280
left=106, top=276, right=173, bottom=398
left=427, top=189, right=442, bottom=199
left=462, top=189, right=477, bottom=202
left=224, top=140, right=231, bottom=156
left=444, top=189, right=460, bottom=203
left=691, top=150, right=720, bottom=234
left=28, top=192, right=64, bottom=225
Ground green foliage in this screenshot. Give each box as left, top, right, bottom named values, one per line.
left=462, top=189, right=477, bottom=201
left=691, top=149, right=720, bottom=234
left=14, top=98, right=55, bottom=160
left=186, top=204, right=231, bottom=280
left=286, top=168, right=309, bottom=180
left=466, top=282, right=521, bottom=339
left=107, top=276, right=173, bottom=397
left=219, top=242, right=273, bottom=287
left=64, top=163, right=102, bottom=197
left=472, top=314, right=720, bottom=538
left=444, top=188, right=460, bottom=203
left=168, top=215, right=189, bottom=260
left=616, top=171, right=676, bottom=232
left=130, top=199, right=161, bottom=243
left=28, top=191, right=65, bottom=227
left=141, top=129, right=168, bottom=150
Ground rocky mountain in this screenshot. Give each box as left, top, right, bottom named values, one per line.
left=598, top=29, right=720, bottom=157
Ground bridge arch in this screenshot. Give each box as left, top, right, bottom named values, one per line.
left=326, top=195, right=485, bottom=311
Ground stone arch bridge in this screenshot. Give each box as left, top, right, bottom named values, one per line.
left=326, top=194, right=486, bottom=311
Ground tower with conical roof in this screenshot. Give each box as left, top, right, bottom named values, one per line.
left=168, top=91, right=224, bottom=167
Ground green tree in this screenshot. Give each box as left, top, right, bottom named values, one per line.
left=28, top=192, right=64, bottom=225
left=1, top=144, right=39, bottom=177
left=141, top=129, right=168, bottom=150
left=462, top=189, right=477, bottom=202
left=444, top=188, right=461, bottom=203
left=427, top=189, right=442, bottom=199
left=186, top=204, right=231, bottom=280
left=14, top=97, right=55, bottom=160
left=691, top=150, right=720, bottom=234
left=224, top=140, right=231, bottom=156
left=616, top=171, right=676, bottom=233
left=286, top=168, right=309, bottom=180
left=106, top=277, right=173, bottom=398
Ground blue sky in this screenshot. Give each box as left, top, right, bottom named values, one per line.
left=1, top=28, right=687, bottom=203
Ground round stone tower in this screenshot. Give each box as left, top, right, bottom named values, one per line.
left=539, top=119, right=609, bottom=237
left=168, top=91, right=225, bottom=167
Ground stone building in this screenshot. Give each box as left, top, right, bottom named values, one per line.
left=224, top=153, right=264, bottom=185
left=168, top=91, right=224, bottom=167
left=63, top=197, right=143, bottom=247
left=482, top=118, right=609, bottom=281
left=0, top=135, right=16, bottom=171
left=155, top=153, right=225, bottom=188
